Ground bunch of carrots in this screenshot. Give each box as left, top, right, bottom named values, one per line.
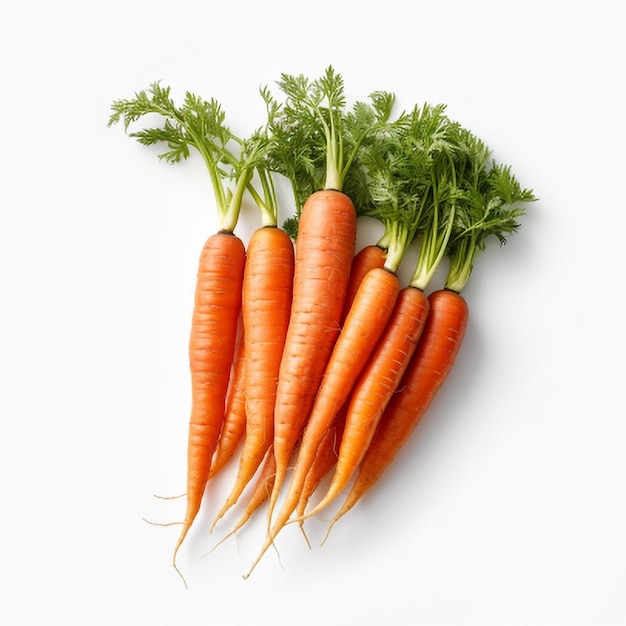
left=109, top=67, right=535, bottom=583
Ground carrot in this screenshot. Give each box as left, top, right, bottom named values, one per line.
left=211, top=223, right=294, bottom=529
left=324, top=288, right=468, bottom=535
left=179, top=230, right=245, bottom=550
left=208, top=318, right=247, bottom=479
left=268, top=189, right=357, bottom=517
left=257, top=68, right=396, bottom=535
left=108, top=83, right=275, bottom=584
left=304, top=283, right=430, bottom=519
left=323, top=127, right=536, bottom=537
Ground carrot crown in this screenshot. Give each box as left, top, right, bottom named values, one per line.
left=107, top=82, right=271, bottom=233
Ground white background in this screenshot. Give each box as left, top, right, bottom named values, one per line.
left=1, top=1, right=624, bottom=624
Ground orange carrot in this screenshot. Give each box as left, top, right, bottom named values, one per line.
left=174, top=232, right=245, bottom=568
left=304, top=283, right=430, bottom=520
left=208, top=318, right=247, bottom=479
left=325, top=288, right=467, bottom=533
left=211, top=225, right=294, bottom=528
left=267, top=189, right=357, bottom=523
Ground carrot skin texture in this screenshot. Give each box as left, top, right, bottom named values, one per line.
left=295, top=409, right=345, bottom=528
left=174, top=232, right=246, bottom=569
left=342, top=245, right=387, bottom=320
left=329, top=289, right=468, bottom=529
left=269, top=190, right=356, bottom=516
left=208, top=318, right=247, bottom=479
left=293, top=245, right=385, bottom=533
left=213, top=226, right=294, bottom=525
left=307, top=285, right=430, bottom=518
left=266, top=267, right=399, bottom=538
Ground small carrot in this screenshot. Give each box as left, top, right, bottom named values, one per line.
left=323, top=128, right=536, bottom=537
left=294, top=407, right=346, bottom=546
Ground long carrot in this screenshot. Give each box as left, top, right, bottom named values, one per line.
left=181, top=229, right=245, bottom=551
left=322, top=128, right=536, bottom=537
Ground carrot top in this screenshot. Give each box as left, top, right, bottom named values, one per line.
left=260, top=66, right=396, bottom=234
left=357, top=102, right=463, bottom=276
left=444, top=128, right=537, bottom=293
left=108, top=82, right=273, bottom=232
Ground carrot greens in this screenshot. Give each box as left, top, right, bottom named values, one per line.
left=444, top=129, right=537, bottom=292
left=108, top=82, right=271, bottom=232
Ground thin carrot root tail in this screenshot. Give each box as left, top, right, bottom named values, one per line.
left=172, top=538, right=190, bottom=589
left=242, top=535, right=276, bottom=580
left=320, top=502, right=351, bottom=546
left=298, top=520, right=312, bottom=549
left=153, top=492, right=186, bottom=500
left=142, top=517, right=184, bottom=528
left=209, top=497, right=237, bottom=534
left=204, top=522, right=241, bottom=557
